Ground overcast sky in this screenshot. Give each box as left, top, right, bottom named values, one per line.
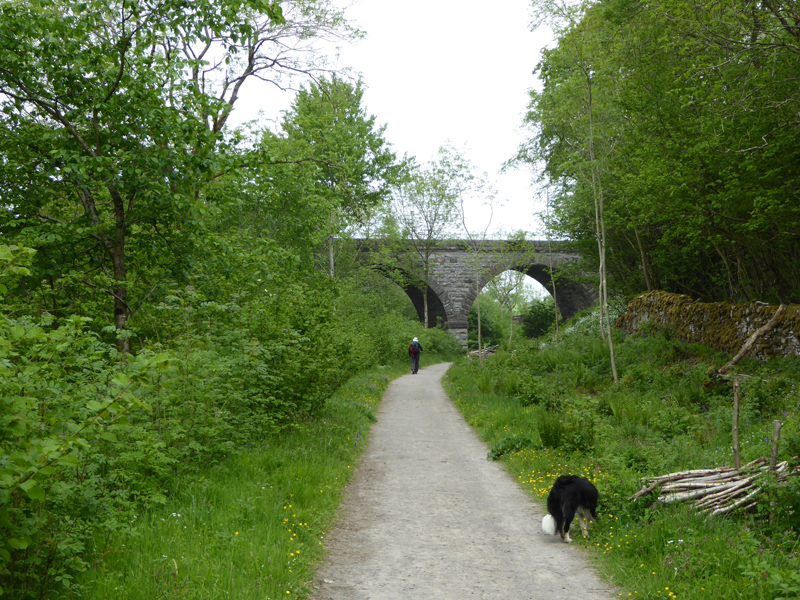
left=230, top=0, right=555, bottom=238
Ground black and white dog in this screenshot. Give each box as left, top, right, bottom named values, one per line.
left=542, top=475, right=598, bottom=543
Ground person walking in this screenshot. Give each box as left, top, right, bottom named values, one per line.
left=409, top=337, right=422, bottom=374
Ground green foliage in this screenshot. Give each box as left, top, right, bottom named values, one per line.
left=649, top=406, right=694, bottom=441
left=521, top=296, right=559, bottom=339
left=488, top=434, right=538, bottom=461
left=517, top=0, right=800, bottom=303
left=0, top=310, right=168, bottom=598
left=537, top=409, right=566, bottom=449
left=741, top=374, right=797, bottom=416
left=467, top=297, right=504, bottom=349
left=0, top=0, right=359, bottom=350
left=444, top=307, right=800, bottom=600
left=80, top=361, right=410, bottom=599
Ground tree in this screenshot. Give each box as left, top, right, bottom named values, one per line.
left=519, top=0, right=800, bottom=306
left=0, top=0, right=357, bottom=351
left=534, top=1, right=619, bottom=380
left=445, top=145, right=496, bottom=366
left=483, top=232, right=536, bottom=345
left=485, top=270, right=526, bottom=344
left=278, top=75, right=403, bottom=276
left=389, top=155, right=460, bottom=327
left=208, top=75, right=403, bottom=276
left=522, top=296, right=559, bottom=339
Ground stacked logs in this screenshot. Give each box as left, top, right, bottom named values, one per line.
left=467, top=345, right=499, bottom=359
left=629, top=457, right=798, bottom=515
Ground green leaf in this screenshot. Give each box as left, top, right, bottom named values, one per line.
left=7, top=537, right=30, bottom=550
left=86, top=400, right=104, bottom=412
left=18, top=480, right=45, bottom=501
left=111, top=372, right=130, bottom=387
left=57, top=453, right=79, bottom=467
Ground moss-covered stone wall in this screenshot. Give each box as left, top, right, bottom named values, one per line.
left=615, top=291, right=800, bottom=359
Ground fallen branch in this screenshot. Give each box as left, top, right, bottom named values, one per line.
left=716, top=305, right=787, bottom=376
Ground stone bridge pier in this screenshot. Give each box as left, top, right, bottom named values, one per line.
left=357, top=240, right=598, bottom=346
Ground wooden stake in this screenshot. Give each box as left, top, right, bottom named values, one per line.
left=732, top=376, right=741, bottom=470
left=770, top=420, right=784, bottom=472
left=769, top=420, right=784, bottom=524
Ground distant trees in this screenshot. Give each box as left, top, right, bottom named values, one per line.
left=521, top=296, right=559, bottom=339
left=518, top=0, right=800, bottom=304
left=483, top=233, right=536, bottom=345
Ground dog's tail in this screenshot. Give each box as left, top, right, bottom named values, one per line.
left=542, top=514, right=557, bottom=536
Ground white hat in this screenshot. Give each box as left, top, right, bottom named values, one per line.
left=413, top=337, right=418, bottom=342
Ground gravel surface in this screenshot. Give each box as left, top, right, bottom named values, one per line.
left=310, top=362, right=618, bottom=600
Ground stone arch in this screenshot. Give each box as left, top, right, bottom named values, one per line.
left=464, top=261, right=597, bottom=325
left=367, top=264, right=451, bottom=329
left=354, top=238, right=597, bottom=347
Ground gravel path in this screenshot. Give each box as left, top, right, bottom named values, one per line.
left=310, top=362, right=617, bottom=600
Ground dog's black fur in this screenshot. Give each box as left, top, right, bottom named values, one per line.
left=546, top=475, right=598, bottom=543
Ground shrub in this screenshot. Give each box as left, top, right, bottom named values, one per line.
left=742, top=375, right=796, bottom=416
left=519, top=376, right=548, bottom=407
left=487, top=434, right=539, bottom=460
left=537, top=409, right=566, bottom=449
left=494, top=369, right=522, bottom=397
left=650, top=406, right=694, bottom=441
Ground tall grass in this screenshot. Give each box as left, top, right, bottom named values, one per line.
left=78, top=361, right=418, bottom=599
left=444, top=311, right=800, bottom=600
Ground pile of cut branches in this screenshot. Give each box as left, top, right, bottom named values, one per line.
left=629, top=457, right=799, bottom=515
left=467, top=345, right=499, bottom=359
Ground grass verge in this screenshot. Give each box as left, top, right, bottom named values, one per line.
left=78, top=359, right=429, bottom=600
left=443, top=314, right=800, bottom=600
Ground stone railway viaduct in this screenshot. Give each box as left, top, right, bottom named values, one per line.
left=356, top=239, right=598, bottom=346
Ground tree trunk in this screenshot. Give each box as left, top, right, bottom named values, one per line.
left=585, top=72, right=618, bottom=382
left=546, top=189, right=559, bottom=344
left=598, top=178, right=619, bottom=383
left=329, top=240, right=335, bottom=278
left=112, top=200, right=131, bottom=355
left=477, top=276, right=483, bottom=367
left=423, top=285, right=429, bottom=328
left=634, top=225, right=655, bottom=291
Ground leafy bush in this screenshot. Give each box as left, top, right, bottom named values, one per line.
left=467, top=303, right=504, bottom=349
left=487, top=434, right=539, bottom=460
left=493, top=368, right=523, bottom=397
left=537, top=410, right=566, bottom=449
left=650, top=406, right=694, bottom=441
left=0, top=313, right=169, bottom=599
left=521, top=297, right=558, bottom=339
left=742, top=375, right=796, bottom=416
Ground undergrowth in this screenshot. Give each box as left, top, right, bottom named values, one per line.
left=444, top=309, right=800, bottom=600
left=78, top=360, right=416, bottom=599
